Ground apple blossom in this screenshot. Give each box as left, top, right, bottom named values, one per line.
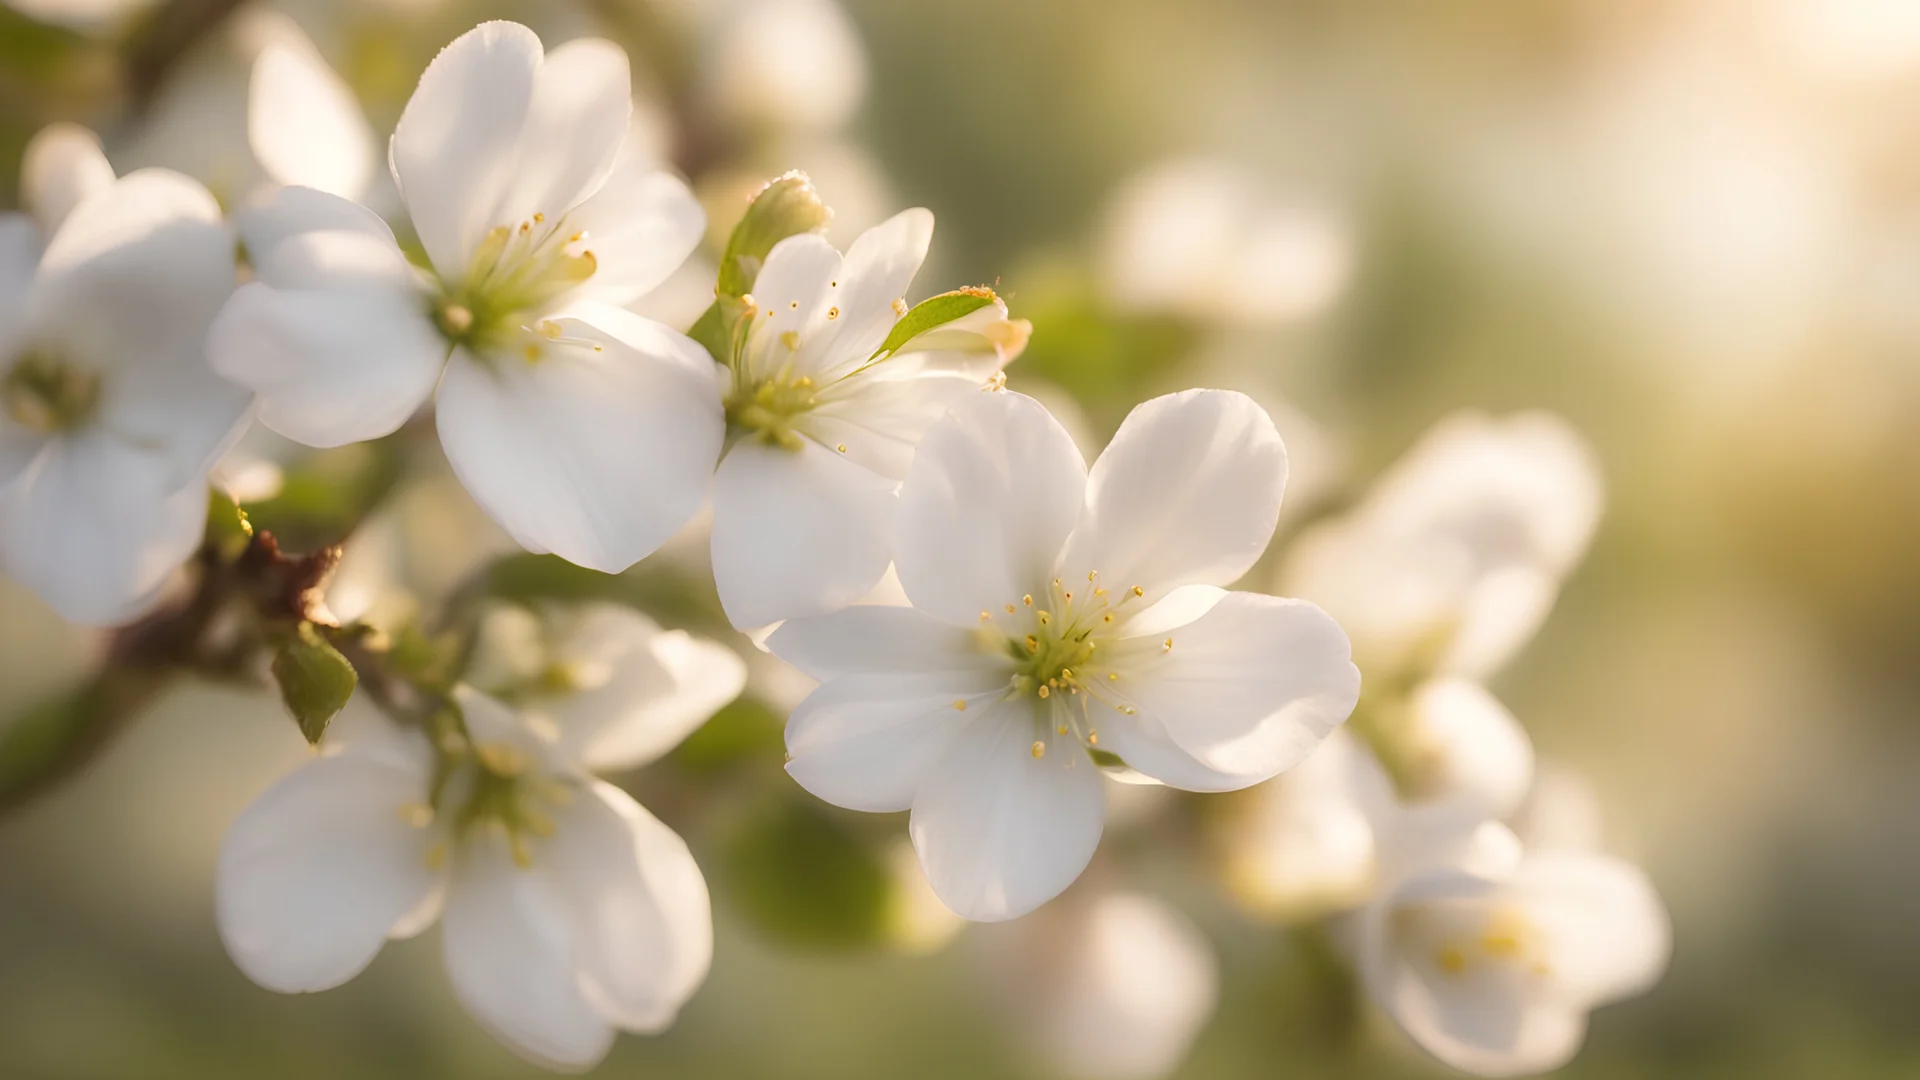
left=710, top=207, right=1030, bottom=627
left=768, top=388, right=1360, bottom=920
left=1, top=130, right=248, bottom=624
left=219, top=681, right=724, bottom=1071
left=1279, top=411, right=1601, bottom=680
left=208, top=21, right=719, bottom=574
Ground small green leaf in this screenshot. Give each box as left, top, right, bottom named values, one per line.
left=1088, top=747, right=1129, bottom=770
left=272, top=622, right=358, bottom=744
left=870, top=288, right=999, bottom=359
left=716, top=172, right=831, bottom=298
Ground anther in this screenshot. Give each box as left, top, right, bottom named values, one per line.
left=1022, top=594, right=1033, bottom=606
left=1087, top=731, right=1099, bottom=746
left=827, top=306, right=840, bottom=319
left=1037, top=611, right=1050, bottom=625
left=892, top=297, right=908, bottom=316
left=980, top=610, right=992, bottom=621
left=1005, top=604, right=1017, bottom=614
left=952, top=699, right=968, bottom=712
left=1038, top=685, right=1051, bottom=699
left=836, top=444, right=848, bottom=453
left=1030, top=741, right=1046, bottom=759
left=1132, top=586, right=1144, bottom=597
left=533, top=212, right=545, bottom=223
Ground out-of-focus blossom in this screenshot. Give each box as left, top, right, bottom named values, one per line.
left=701, top=0, right=868, bottom=136
left=978, top=889, right=1218, bottom=1080
left=1757, top=0, right=1920, bottom=84
left=1099, top=158, right=1352, bottom=325
left=0, top=132, right=247, bottom=625
left=1, top=0, right=150, bottom=29
left=466, top=602, right=747, bottom=772
left=712, top=209, right=1029, bottom=628
left=768, top=389, right=1358, bottom=920
left=1280, top=411, right=1601, bottom=681
left=1357, top=841, right=1669, bottom=1077
left=218, top=685, right=717, bottom=1071
left=208, top=22, right=718, bottom=575
left=247, top=37, right=377, bottom=201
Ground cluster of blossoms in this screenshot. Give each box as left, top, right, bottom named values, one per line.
left=0, top=17, right=1666, bottom=1077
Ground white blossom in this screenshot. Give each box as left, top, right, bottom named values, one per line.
left=1358, top=841, right=1669, bottom=1077
left=218, top=678, right=727, bottom=1072
left=0, top=128, right=248, bottom=624
left=207, top=21, right=718, bottom=574
left=1280, top=411, right=1601, bottom=680
left=768, top=388, right=1359, bottom=920
left=701, top=0, right=869, bottom=136
left=979, top=889, right=1219, bottom=1080
left=712, top=208, right=1029, bottom=628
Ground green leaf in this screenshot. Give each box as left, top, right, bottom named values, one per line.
left=272, top=622, right=358, bottom=744
left=719, top=796, right=892, bottom=950
left=716, top=172, right=831, bottom=298
left=869, top=288, right=999, bottom=359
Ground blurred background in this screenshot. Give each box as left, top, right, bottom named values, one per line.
left=4, top=0, right=1920, bottom=1077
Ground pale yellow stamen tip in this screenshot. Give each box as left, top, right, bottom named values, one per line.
left=1132, top=586, right=1145, bottom=597
left=1022, top=594, right=1033, bottom=606
left=892, top=297, right=908, bottom=316
left=827, top=306, right=840, bottom=319
left=1102, top=614, right=1113, bottom=623
left=1005, top=604, right=1017, bottom=614
left=1437, top=947, right=1469, bottom=975
left=399, top=804, right=435, bottom=828
left=524, top=344, right=542, bottom=362
left=1037, top=611, right=1050, bottom=625
left=1031, top=741, right=1046, bottom=759
left=477, top=743, right=528, bottom=777
left=1086, top=731, right=1098, bottom=746
left=980, top=610, right=992, bottom=621
left=1164, top=638, right=1174, bottom=651
left=1057, top=725, right=1069, bottom=735
left=780, top=329, right=800, bottom=350
left=952, top=699, right=968, bottom=712
left=836, top=443, right=848, bottom=453
left=1107, top=672, right=1118, bottom=681
left=1038, top=685, right=1051, bottom=699
left=532, top=212, right=545, bottom=223
left=1119, top=706, right=1137, bottom=715
left=790, top=301, right=799, bottom=309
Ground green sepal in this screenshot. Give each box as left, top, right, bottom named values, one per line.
left=870, top=288, right=999, bottom=359
left=272, top=622, right=359, bottom=744
left=717, top=172, right=831, bottom=298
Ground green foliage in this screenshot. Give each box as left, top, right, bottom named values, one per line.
left=271, top=623, right=358, bottom=745
left=870, top=288, right=999, bottom=358
left=672, top=697, right=786, bottom=774
left=719, top=796, right=893, bottom=950
left=690, top=172, right=833, bottom=364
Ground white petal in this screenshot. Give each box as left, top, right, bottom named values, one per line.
left=803, top=366, right=987, bottom=481
left=216, top=743, right=440, bottom=994
left=545, top=781, right=713, bottom=1033
left=710, top=437, right=895, bottom=629
left=21, top=123, right=115, bottom=236
left=784, top=670, right=1006, bottom=813
left=208, top=281, right=443, bottom=447
left=910, top=702, right=1106, bottom=920
left=0, top=436, right=207, bottom=625
left=1059, top=389, right=1287, bottom=600
left=31, top=169, right=233, bottom=373
left=442, top=836, right=615, bottom=1072
left=96, top=337, right=253, bottom=488
left=1404, top=677, right=1534, bottom=819
left=1109, top=591, right=1358, bottom=787
left=494, top=37, right=632, bottom=227
left=250, top=43, right=376, bottom=200
left=737, top=232, right=842, bottom=382
left=893, top=390, right=1087, bottom=626
left=237, top=183, right=398, bottom=265
left=1362, top=870, right=1590, bottom=1077
left=0, top=215, right=46, bottom=488
left=1512, top=853, right=1670, bottom=1007
left=1227, top=729, right=1392, bottom=919
left=436, top=317, right=723, bottom=573
left=390, top=21, right=542, bottom=275
left=564, top=159, right=704, bottom=306
left=801, top=207, right=934, bottom=373
left=542, top=607, right=747, bottom=772
left=765, top=603, right=999, bottom=681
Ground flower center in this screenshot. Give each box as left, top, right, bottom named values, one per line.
left=2, top=349, right=100, bottom=434
left=966, top=573, right=1172, bottom=758
left=433, top=212, right=597, bottom=357
left=724, top=363, right=820, bottom=452
left=408, top=741, right=571, bottom=872
left=1398, top=901, right=1554, bottom=980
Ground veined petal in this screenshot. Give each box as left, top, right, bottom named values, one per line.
left=31, top=169, right=234, bottom=374
left=21, top=123, right=115, bottom=236
left=546, top=781, right=713, bottom=1033
left=710, top=437, right=895, bottom=629
left=910, top=701, right=1106, bottom=921
left=766, top=603, right=1001, bottom=682
left=1059, top=389, right=1287, bottom=601
left=894, top=390, right=1087, bottom=627
left=784, top=670, right=1007, bottom=813
left=436, top=318, right=722, bottom=573
left=0, top=436, right=208, bottom=626
left=803, top=367, right=986, bottom=481
left=216, top=741, right=440, bottom=994
left=494, top=37, right=632, bottom=227
left=390, top=21, right=541, bottom=276
left=250, top=42, right=377, bottom=201
left=208, top=282, right=444, bottom=447
left=564, top=158, right=704, bottom=307
left=1110, top=592, right=1358, bottom=787
left=543, top=607, right=747, bottom=772
left=442, top=836, right=615, bottom=1072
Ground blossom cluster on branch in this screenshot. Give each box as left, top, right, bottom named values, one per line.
left=0, top=17, right=1668, bottom=1077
